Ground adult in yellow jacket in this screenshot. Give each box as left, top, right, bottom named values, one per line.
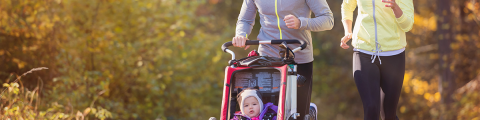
left=340, top=0, right=413, bottom=119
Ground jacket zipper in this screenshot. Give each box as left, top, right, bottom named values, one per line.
left=372, top=0, right=378, bottom=46
left=275, top=0, right=282, bottom=39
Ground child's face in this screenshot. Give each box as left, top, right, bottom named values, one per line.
left=243, top=96, right=261, bottom=118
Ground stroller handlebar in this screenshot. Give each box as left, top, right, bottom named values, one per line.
left=221, top=39, right=307, bottom=52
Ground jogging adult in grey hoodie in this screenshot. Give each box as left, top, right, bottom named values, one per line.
left=231, top=0, right=334, bottom=119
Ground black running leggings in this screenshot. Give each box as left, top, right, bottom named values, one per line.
left=353, top=51, right=405, bottom=120
left=297, top=62, right=313, bottom=120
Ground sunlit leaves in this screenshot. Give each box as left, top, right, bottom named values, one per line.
left=47, top=0, right=232, bottom=119
left=2, top=0, right=478, bottom=119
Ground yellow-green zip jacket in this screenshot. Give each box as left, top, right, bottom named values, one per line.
left=341, top=0, right=414, bottom=52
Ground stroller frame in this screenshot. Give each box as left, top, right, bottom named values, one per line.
left=217, top=40, right=307, bottom=120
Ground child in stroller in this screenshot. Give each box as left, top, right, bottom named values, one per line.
left=232, top=87, right=278, bottom=120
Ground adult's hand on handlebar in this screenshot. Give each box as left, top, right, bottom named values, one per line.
left=340, top=33, right=352, bottom=49
left=232, top=36, right=250, bottom=50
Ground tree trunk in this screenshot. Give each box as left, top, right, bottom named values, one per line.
left=436, top=0, right=455, bottom=119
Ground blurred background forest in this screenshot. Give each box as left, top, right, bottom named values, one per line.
left=1, top=0, right=479, bottom=119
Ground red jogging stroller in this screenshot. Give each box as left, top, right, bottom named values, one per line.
left=212, top=40, right=309, bottom=120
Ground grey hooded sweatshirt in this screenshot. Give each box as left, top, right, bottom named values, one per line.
left=236, top=0, right=334, bottom=64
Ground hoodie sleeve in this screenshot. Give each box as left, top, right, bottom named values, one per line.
left=395, top=0, right=414, bottom=32
left=341, top=0, right=357, bottom=21
left=235, top=0, right=257, bottom=37
left=298, top=0, right=334, bottom=31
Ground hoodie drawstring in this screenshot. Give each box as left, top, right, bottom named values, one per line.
left=371, top=0, right=382, bottom=64
left=371, top=43, right=382, bottom=64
